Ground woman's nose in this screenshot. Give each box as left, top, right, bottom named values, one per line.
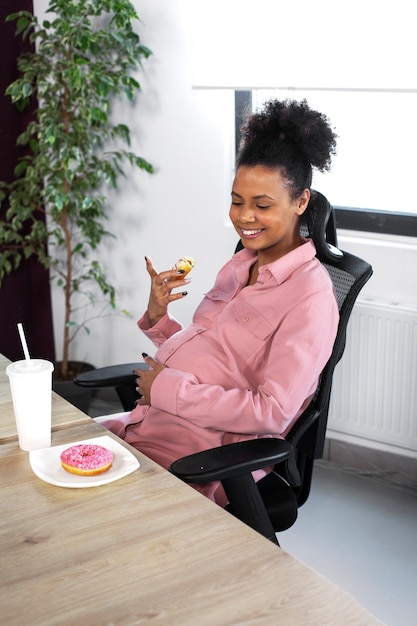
left=238, top=205, right=256, bottom=223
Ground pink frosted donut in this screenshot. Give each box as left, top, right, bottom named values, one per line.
left=60, top=443, right=113, bottom=476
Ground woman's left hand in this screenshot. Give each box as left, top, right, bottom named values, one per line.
left=135, top=354, right=166, bottom=405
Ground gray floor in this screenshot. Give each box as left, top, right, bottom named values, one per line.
left=89, top=391, right=417, bottom=626
left=277, top=462, right=417, bottom=626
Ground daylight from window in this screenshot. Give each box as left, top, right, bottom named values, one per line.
left=253, top=89, right=417, bottom=216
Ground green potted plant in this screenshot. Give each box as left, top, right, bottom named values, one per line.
left=0, top=0, right=153, bottom=400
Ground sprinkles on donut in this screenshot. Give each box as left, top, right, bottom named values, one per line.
left=60, top=443, right=113, bottom=476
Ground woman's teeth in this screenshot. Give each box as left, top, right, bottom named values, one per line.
left=241, top=228, right=264, bottom=237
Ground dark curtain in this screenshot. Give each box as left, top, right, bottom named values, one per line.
left=0, top=0, right=55, bottom=362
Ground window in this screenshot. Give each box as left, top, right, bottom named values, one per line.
left=235, top=90, right=417, bottom=237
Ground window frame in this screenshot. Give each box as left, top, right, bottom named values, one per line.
left=235, top=91, right=417, bottom=238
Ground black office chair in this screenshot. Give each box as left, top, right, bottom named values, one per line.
left=75, top=191, right=373, bottom=545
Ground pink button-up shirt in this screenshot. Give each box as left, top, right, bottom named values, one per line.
left=103, top=240, right=338, bottom=504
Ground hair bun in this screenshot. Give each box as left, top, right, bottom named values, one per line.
left=239, top=98, right=337, bottom=173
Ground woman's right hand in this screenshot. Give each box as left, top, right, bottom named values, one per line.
left=145, top=256, right=189, bottom=326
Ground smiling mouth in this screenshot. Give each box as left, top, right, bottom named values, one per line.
left=240, top=227, right=265, bottom=238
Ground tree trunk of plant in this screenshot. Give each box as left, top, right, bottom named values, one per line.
left=61, top=204, right=72, bottom=380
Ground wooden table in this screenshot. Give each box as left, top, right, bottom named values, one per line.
left=0, top=356, right=383, bottom=625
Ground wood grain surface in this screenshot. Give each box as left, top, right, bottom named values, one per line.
left=0, top=356, right=383, bottom=625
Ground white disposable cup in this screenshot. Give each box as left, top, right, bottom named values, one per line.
left=6, top=359, right=54, bottom=451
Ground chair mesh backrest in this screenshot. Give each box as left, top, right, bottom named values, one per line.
left=277, top=194, right=373, bottom=492
left=285, top=248, right=372, bottom=456
left=323, top=264, right=356, bottom=312
left=318, top=253, right=372, bottom=395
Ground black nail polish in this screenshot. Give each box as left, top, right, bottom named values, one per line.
left=182, top=291, right=188, bottom=296
left=142, top=352, right=149, bottom=358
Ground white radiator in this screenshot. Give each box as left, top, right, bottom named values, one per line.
left=328, top=298, right=417, bottom=454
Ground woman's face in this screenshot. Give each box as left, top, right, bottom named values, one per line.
left=229, top=165, right=310, bottom=264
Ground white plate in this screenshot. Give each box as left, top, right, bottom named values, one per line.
left=29, top=435, right=140, bottom=488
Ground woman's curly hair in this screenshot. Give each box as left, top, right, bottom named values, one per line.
left=237, top=99, right=337, bottom=199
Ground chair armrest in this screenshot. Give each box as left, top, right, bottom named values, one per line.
left=170, top=438, right=292, bottom=483
left=74, top=362, right=148, bottom=388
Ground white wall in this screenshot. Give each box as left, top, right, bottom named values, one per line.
left=33, top=0, right=417, bottom=369
left=185, top=0, right=417, bottom=89
left=337, top=232, right=417, bottom=306
left=33, top=0, right=238, bottom=366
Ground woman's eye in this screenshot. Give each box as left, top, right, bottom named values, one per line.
left=257, top=205, right=270, bottom=210
left=231, top=201, right=243, bottom=207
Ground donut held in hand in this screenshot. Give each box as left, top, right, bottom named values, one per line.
left=174, top=256, right=195, bottom=278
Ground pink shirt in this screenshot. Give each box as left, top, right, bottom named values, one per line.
left=103, top=240, right=338, bottom=504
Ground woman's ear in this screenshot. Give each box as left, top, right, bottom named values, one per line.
left=296, top=189, right=310, bottom=216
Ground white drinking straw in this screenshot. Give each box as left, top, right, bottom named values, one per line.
left=17, top=322, right=31, bottom=362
